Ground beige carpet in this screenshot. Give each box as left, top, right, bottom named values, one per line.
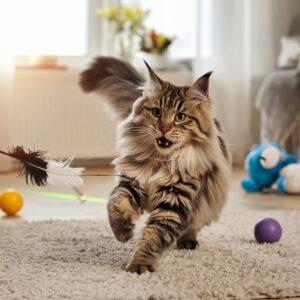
left=1, top=205, right=300, bottom=300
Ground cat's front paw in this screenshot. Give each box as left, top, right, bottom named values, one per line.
left=126, top=262, right=156, bottom=274
left=108, top=194, right=139, bottom=243
left=176, top=239, right=199, bottom=250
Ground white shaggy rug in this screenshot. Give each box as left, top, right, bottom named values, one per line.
left=1, top=206, right=300, bottom=300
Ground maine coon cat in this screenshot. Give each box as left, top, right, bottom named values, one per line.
left=80, top=57, right=231, bottom=274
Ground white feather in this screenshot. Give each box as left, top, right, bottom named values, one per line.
left=46, top=159, right=85, bottom=188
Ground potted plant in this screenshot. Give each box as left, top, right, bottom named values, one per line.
left=138, top=29, right=175, bottom=70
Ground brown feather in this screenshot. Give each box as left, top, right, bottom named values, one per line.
left=0, top=146, right=48, bottom=186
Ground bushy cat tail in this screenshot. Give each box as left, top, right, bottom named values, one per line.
left=79, top=56, right=145, bottom=120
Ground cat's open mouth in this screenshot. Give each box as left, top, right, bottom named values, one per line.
left=156, top=136, right=174, bottom=148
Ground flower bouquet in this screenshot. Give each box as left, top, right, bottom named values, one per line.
left=97, top=6, right=149, bottom=61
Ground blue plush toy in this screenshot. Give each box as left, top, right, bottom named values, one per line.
left=241, top=143, right=298, bottom=193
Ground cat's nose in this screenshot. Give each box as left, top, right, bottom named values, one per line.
left=159, top=127, right=171, bottom=135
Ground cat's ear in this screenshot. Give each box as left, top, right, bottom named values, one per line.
left=143, top=60, right=164, bottom=90
left=190, top=71, right=213, bottom=98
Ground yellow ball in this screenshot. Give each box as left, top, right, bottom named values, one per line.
left=0, top=190, right=23, bottom=216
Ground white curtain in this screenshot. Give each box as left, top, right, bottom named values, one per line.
left=0, top=57, right=14, bottom=171
left=195, top=0, right=300, bottom=164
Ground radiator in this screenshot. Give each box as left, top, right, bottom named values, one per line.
left=12, top=69, right=117, bottom=161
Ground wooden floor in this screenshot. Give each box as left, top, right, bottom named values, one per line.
left=1, top=167, right=299, bottom=221
left=0, top=167, right=299, bottom=300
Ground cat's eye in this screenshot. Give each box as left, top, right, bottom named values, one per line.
left=152, top=107, right=162, bottom=118
left=175, top=112, right=186, bottom=122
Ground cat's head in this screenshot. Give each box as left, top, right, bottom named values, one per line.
left=122, top=62, right=215, bottom=156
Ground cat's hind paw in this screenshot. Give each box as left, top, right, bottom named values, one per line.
left=176, top=239, right=199, bottom=250
left=126, top=262, right=156, bottom=274
left=111, top=219, right=134, bottom=243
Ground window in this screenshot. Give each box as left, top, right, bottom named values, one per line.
left=0, top=0, right=213, bottom=63
left=0, top=0, right=88, bottom=56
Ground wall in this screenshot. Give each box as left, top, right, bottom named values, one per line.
left=12, top=69, right=118, bottom=162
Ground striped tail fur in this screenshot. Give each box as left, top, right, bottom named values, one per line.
left=79, top=56, right=145, bottom=120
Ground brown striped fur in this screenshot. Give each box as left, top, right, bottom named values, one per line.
left=80, top=57, right=231, bottom=274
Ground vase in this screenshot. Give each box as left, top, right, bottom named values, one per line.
left=115, top=31, right=134, bottom=62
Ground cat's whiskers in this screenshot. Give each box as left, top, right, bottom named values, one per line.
left=125, top=134, right=151, bottom=142
left=123, top=128, right=148, bottom=132
left=123, top=130, right=150, bottom=135
left=123, top=135, right=150, bottom=140
left=122, top=125, right=155, bottom=135
left=189, top=135, right=249, bottom=146
left=123, top=125, right=147, bottom=130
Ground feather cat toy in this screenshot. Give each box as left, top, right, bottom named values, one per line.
left=0, top=146, right=86, bottom=198
left=0, top=146, right=133, bottom=199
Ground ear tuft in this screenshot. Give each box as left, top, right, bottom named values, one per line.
left=143, top=60, right=164, bottom=90
left=204, top=71, right=213, bottom=78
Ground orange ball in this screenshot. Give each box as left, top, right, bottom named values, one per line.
left=0, top=190, right=23, bottom=216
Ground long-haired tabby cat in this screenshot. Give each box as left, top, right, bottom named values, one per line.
left=80, top=57, right=231, bottom=274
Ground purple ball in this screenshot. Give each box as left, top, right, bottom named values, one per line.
left=254, top=218, right=282, bottom=243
